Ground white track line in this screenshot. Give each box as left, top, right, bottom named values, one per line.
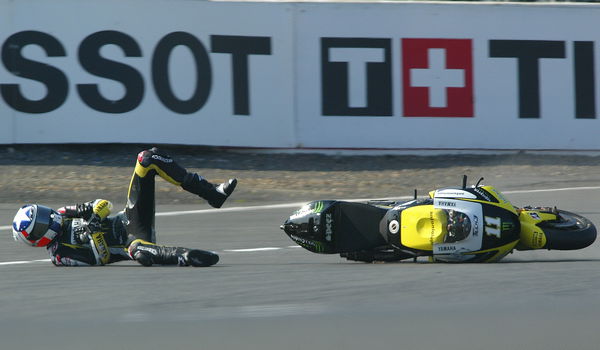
left=222, top=246, right=305, bottom=253
left=1, top=185, right=599, bottom=266
left=224, top=247, right=282, bottom=252
left=155, top=202, right=309, bottom=217
left=504, top=186, right=600, bottom=194
left=0, top=259, right=50, bottom=266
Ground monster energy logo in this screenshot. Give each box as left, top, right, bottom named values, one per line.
left=313, top=201, right=325, bottom=213
left=290, top=234, right=325, bottom=253
left=299, top=240, right=324, bottom=253
left=313, top=242, right=324, bottom=253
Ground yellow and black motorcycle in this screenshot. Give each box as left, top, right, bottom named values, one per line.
left=280, top=177, right=596, bottom=263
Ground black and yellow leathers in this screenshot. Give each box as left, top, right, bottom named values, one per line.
left=50, top=199, right=130, bottom=266
left=124, top=147, right=237, bottom=244
left=47, top=147, right=235, bottom=266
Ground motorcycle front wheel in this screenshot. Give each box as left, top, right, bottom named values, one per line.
left=539, top=210, right=597, bottom=250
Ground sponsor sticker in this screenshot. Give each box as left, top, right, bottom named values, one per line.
left=435, top=189, right=477, bottom=199
left=531, top=231, right=546, bottom=249
left=325, top=213, right=333, bottom=242
left=529, top=212, right=541, bottom=221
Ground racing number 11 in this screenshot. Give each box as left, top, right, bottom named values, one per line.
left=484, top=216, right=502, bottom=238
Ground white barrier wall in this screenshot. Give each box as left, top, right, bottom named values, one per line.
left=295, top=2, right=600, bottom=150
left=1, top=0, right=600, bottom=150
left=0, top=0, right=296, bottom=147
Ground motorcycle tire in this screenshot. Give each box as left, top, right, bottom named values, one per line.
left=340, top=249, right=413, bottom=263
left=539, top=210, right=597, bottom=250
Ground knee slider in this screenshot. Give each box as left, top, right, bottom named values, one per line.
left=129, top=240, right=158, bottom=267
left=136, top=147, right=172, bottom=168
left=133, top=250, right=154, bottom=267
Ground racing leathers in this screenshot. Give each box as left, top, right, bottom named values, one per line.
left=49, top=199, right=130, bottom=266
left=45, top=147, right=235, bottom=267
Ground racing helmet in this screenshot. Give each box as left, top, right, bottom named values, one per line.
left=446, top=210, right=471, bottom=242
left=12, top=204, right=63, bottom=247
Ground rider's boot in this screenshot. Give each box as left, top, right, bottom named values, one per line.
left=129, top=239, right=219, bottom=267
left=181, top=173, right=237, bottom=209
left=137, top=147, right=237, bottom=208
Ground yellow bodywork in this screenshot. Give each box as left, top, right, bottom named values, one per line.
left=478, top=186, right=518, bottom=215
left=517, top=209, right=555, bottom=249
left=404, top=186, right=551, bottom=261
left=400, top=205, right=447, bottom=250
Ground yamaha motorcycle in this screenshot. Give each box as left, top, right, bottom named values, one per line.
left=280, top=177, right=597, bottom=263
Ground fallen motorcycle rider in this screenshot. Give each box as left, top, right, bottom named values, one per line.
left=11, top=147, right=237, bottom=267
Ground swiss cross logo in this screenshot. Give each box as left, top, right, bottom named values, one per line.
left=402, top=38, right=473, bottom=117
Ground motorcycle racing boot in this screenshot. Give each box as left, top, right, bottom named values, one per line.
left=129, top=239, right=219, bottom=267
left=181, top=173, right=237, bottom=208
left=137, top=147, right=237, bottom=208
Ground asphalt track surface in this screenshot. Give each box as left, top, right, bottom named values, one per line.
left=1, top=185, right=600, bottom=350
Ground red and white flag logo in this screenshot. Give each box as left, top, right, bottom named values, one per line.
left=402, top=38, right=473, bottom=117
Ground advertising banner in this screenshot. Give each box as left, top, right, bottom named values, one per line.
left=2, top=1, right=600, bottom=150
left=295, top=2, right=600, bottom=150
left=0, top=0, right=296, bottom=146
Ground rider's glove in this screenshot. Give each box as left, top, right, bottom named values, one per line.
left=92, top=199, right=112, bottom=220
left=57, top=199, right=113, bottom=220
left=73, top=225, right=90, bottom=244
left=72, top=213, right=102, bottom=244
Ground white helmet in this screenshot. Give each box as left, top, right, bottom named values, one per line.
left=12, top=205, right=63, bottom=247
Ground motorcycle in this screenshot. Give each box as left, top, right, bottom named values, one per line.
left=280, top=176, right=597, bottom=263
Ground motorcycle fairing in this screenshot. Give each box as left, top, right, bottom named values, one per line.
left=429, top=186, right=520, bottom=262
left=333, top=202, right=388, bottom=252
left=282, top=200, right=387, bottom=254
left=455, top=186, right=522, bottom=253
left=431, top=186, right=517, bottom=216
left=480, top=186, right=518, bottom=214
left=516, top=209, right=552, bottom=249
left=446, top=240, right=520, bottom=263
left=431, top=198, right=485, bottom=262
left=283, top=201, right=337, bottom=253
